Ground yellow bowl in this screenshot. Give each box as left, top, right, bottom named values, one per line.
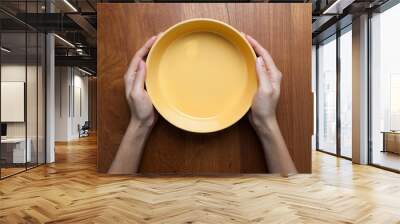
left=146, top=18, right=257, bottom=133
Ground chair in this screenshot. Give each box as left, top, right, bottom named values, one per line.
left=79, top=121, right=90, bottom=138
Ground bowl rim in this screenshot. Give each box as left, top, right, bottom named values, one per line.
left=145, top=18, right=257, bottom=133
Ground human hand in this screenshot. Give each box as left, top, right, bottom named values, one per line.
left=124, top=35, right=158, bottom=128
left=245, top=35, right=282, bottom=133
left=244, top=34, right=296, bottom=175
left=109, top=35, right=160, bottom=174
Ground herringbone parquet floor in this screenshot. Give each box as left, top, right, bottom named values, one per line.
left=1, top=135, right=400, bottom=224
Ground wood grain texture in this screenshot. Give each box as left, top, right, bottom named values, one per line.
left=2, top=136, right=400, bottom=223
left=88, top=77, right=97, bottom=132
left=97, top=3, right=313, bottom=173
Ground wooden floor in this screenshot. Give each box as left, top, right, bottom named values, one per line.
left=1, top=135, right=400, bottom=223
left=1, top=163, right=45, bottom=178
left=372, top=150, right=400, bottom=171
left=1, top=167, right=26, bottom=178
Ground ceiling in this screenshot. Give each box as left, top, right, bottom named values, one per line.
left=0, top=0, right=393, bottom=74
left=1, top=32, right=45, bottom=64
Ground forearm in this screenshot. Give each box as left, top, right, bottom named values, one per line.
left=108, top=119, right=151, bottom=174
left=255, top=118, right=297, bottom=176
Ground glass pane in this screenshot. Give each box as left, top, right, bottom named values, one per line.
left=371, top=4, right=400, bottom=171
left=340, top=29, right=352, bottom=158
left=0, top=1, right=46, bottom=178
left=1, top=31, right=27, bottom=177
left=312, top=46, right=317, bottom=151
left=26, top=0, right=39, bottom=169
left=317, top=37, right=337, bottom=154
left=27, top=31, right=38, bottom=169
left=38, top=33, right=46, bottom=165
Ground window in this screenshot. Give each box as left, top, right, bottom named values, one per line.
left=317, top=36, right=337, bottom=154
left=390, top=74, right=400, bottom=130
left=370, top=3, right=400, bottom=171
left=316, top=26, right=353, bottom=159
left=340, top=28, right=352, bottom=158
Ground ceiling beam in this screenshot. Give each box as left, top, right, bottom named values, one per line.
left=55, top=55, right=96, bottom=71
left=322, top=0, right=356, bottom=14
left=67, top=13, right=97, bottom=39
left=15, top=13, right=81, bottom=32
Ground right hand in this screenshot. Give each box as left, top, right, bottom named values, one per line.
left=245, top=34, right=283, bottom=133
left=124, top=35, right=159, bottom=128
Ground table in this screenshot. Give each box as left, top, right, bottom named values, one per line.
left=381, top=131, right=400, bottom=154
left=97, top=3, right=313, bottom=173
left=1, top=138, right=32, bottom=164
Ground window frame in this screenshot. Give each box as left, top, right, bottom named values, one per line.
left=315, top=24, right=353, bottom=160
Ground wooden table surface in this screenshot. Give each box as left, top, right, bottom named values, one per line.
left=97, top=3, right=313, bottom=173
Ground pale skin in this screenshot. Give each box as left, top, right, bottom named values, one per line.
left=109, top=34, right=297, bottom=176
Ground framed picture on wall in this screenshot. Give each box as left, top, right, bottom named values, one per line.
left=1, top=81, right=25, bottom=122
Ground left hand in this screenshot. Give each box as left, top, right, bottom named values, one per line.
left=124, top=35, right=159, bottom=128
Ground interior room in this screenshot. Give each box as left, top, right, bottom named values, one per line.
left=0, top=0, right=400, bottom=223
left=0, top=23, right=46, bottom=178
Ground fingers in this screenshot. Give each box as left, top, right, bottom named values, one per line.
left=126, top=35, right=158, bottom=78
left=135, top=35, right=158, bottom=59
left=124, top=35, right=158, bottom=97
left=133, top=60, right=146, bottom=93
left=256, top=57, right=272, bottom=91
left=124, top=70, right=135, bottom=98
left=245, top=34, right=279, bottom=73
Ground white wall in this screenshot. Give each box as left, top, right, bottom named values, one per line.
left=55, top=67, right=70, bottom=141
left=1, top=64, right=46, bottom=164
left=1, top=65, right=37, bottom=138
left=54, top=67, right=89, bottom=141
left=72, top=73, right=89, bottom=138
left=1, top=65, right=27, bottom=142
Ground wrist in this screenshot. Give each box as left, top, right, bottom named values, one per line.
left=253, top=116, right=280, bottom=136
left=129, top=118, right=153, bottom=133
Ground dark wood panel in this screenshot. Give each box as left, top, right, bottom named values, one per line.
left=97, top=3, right=312, bottom=173
left=88, top=77, right=97, bottom=132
